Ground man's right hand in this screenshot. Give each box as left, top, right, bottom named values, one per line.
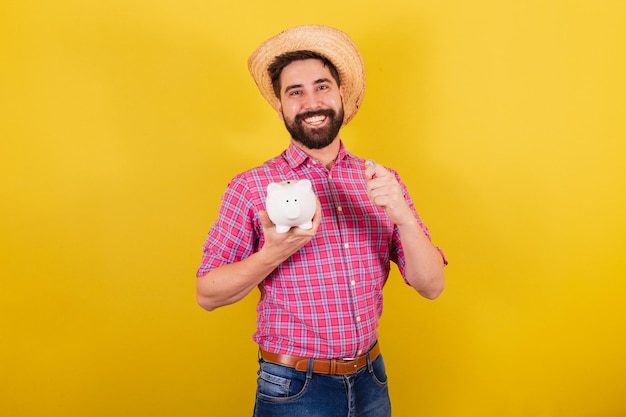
left=258, top=199, right=322, bottom=262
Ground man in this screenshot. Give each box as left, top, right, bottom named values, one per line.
left=196, top=25, right=446, bottom=417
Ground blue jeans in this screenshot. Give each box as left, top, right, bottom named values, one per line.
left=253, top=353, right=391, bottom=417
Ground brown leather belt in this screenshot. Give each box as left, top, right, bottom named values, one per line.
left=260, top=342, right=380, bottom=375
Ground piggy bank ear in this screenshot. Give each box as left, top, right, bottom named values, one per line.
left=267, top=182, right=281, bottom=195
left=297, top=179, right=312, bottom=190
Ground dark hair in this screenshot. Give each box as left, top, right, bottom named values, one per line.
left=268, top=50, right=341, bottom=98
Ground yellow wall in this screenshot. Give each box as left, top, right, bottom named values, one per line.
left=1, top=0, right=625, bottom=416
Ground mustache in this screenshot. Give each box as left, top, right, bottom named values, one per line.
left=295, top=109, right=336, bottom=124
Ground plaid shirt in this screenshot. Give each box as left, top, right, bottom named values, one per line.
left=197, top=141, right=440, bottom=359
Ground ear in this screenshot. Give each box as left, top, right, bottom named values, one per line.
left=276, top=99, right=284, bottom=121
left=297, top=179, right=312, bottom=190
left=267, top=182, right=281, bottom=195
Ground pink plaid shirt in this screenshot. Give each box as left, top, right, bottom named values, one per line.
left=197, top=141, right=443, bottom=359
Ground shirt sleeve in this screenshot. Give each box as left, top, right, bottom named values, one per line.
left=196, top=175, right=261, bottom=278
left=390, top=171, right=448, bottom=282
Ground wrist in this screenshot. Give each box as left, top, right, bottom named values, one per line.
left=393, top=211, right=418, bottom=229
left=257, top=243, right=291, bottom=269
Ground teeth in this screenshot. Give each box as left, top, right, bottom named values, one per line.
left=305, top=115, right=326, bottom=124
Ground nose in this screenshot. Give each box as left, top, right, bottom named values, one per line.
left=302, top=90, right=323, bottom=111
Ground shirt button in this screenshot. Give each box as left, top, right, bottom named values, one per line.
left=356, top=316, right=361, bottom=322
left=307, top=164, right=311, bottom=168
left=357, top=349, right=363, bottom=355
left=328, top=173, right=333, bottom=179
left=344, top=243, right=349, bottom=249
left=337, top=206, right=342, bottom=212
left=350, top=280, right=356, bottom=286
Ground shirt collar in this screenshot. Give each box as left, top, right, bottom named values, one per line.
left=284, top=140, right=349, bottom=169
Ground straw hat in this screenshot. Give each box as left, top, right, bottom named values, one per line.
left=248, top=25, right=366, bottom=125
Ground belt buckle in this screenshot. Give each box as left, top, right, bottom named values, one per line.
left=341, top=357, right=359, bottom=373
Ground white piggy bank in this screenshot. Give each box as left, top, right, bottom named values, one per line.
left=265, top=179, right=316, bottom=233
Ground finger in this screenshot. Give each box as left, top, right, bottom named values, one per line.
left=311, top=201, right=322, bottom=229
left=371, top=162, right=390, bottom=179
left=365, top=159, right=391, bottom=181
left=258, top=210, right=274, bottom=229
left=364, top=159, right=376, bottom=180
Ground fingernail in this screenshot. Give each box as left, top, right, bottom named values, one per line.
left=365, top=160, right=375, bottom=168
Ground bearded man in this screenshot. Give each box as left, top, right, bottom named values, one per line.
left=196, top=25, right=447, bottom=417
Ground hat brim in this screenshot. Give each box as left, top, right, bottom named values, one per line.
left=248, top=25, right=365, bottom=125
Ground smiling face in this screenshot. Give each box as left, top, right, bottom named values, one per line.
left=276, top=59, right=345, bottom=150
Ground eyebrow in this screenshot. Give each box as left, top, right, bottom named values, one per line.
left=284, top=78, right=333, bottom=95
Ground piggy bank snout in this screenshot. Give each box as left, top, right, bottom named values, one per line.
left=284, top=202, right=300, bottom=220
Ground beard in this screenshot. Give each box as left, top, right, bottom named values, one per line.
left=283, top=107, right=344, bottom=150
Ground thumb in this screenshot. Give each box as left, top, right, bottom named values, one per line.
left=258, top=210, right=274, bottom=229
left=364, top=159, right=388, bottom=180
left=364, top=159, right=376, bottom=180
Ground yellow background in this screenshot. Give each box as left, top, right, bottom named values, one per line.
left=1, top=0, right=625, bottom=416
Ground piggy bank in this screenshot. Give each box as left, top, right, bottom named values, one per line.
left=265, top=179, right=316, bottom=233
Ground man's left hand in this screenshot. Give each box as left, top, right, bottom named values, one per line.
left=365, top=160, right=414, bottom=226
